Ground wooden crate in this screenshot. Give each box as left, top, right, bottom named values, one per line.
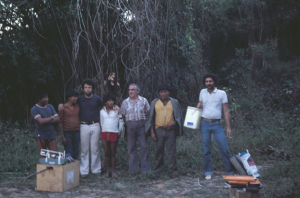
left=36, top=161, right=80, bottom=192
left=229, top=188, right=261, bottom=198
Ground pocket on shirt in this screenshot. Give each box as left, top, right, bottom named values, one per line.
left=127, top=106, right=133, bottom=113
left=213, top=100, right=220, bottom=107
left=138, top=106, right=144, bottom=113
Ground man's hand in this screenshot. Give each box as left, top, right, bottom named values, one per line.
left=223, top=103, right=231, bottom=138
left=164, top=121, right=176, bottom=131
left=227, top=128, right=231, bottom=138
left=62, top=137, right=67, bottom=145
left=151, top=131, right=156, bottom=141
left=196, top=101, right=203, bottom=109
left=114, top=105, right=121, bottom=114
left=58, top=104, right=64, bottom=111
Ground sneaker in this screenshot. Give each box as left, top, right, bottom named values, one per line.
left=80, top=174, right=88, bottom=178
left=92, top=172, right=101, bottom=175
left=69, top=156, right=76, bottom=162
left=66, top=156, right=76, bottom=164
left=66, top=158, right=71, bottom=164
left=205, top=175, right=212, bottom=180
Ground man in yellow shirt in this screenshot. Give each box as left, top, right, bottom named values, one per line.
left=145, top=85, right=183, bottom=178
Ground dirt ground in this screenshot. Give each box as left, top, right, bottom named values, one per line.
left=0, top=168, right=265, bottom=198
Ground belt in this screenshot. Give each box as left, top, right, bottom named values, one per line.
left=201, top=117, right=221, bottom=122
left=126, top=120, right=146, bottom=122
left=81, top=121, right=99, bottom=125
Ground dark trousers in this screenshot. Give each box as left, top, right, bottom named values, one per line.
left=153, top=127, right=178, bottom=176
left=63, top=131, right=80, bottom=160
left=126, top=120, right=151, bottom=174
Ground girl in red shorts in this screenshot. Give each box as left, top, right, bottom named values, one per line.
left=100, top=93, right=123, bottom=177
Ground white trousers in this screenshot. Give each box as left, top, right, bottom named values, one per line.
left=80, top=123, right=101, bottom=175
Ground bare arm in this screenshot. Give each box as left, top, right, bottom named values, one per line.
left=100, top=111, right=104, bottom=131
left=114, top=105, right=121, bottom=114
left=59, top=123, right=66, bottom=145
left=120, top=101, right=126, bottom=121
left=196, top=101, right=203, bottom=109
left=35, top=115, right=59, bottom=126
left=223, top=103, right=231, bottom=137
left=58, top=105, right=64, bottom=122
left=151, top=116, right=156, bottom=141
left=58, top=104, right=64, bottom=111
left=145, top=100, right=150, bottom=119
left=51, top=115, right=60, bottom=124
left=58, top=109, right=66, bottom=144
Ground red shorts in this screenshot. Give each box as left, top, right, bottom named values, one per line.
left=101, top=132, right=118, bottom=142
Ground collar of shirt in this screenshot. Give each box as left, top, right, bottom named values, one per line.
left=36, top=104, right=47, bottom=108
left=159, top=98, right=170, bottom=106
left=64, top=103, right=77, bottom=110
left=103, top=106, right=115, bottom=112
left=126, top=95, right=142, bottom=102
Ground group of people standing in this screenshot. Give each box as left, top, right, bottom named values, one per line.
left=31, top=73, right=234, bottom=180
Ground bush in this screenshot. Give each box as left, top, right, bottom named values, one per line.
left=0, top=122, right=38, bottom=180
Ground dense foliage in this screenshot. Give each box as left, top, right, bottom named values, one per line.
left=1, top=0, right=299, bottom=121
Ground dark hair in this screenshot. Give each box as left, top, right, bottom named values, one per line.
left=36, top=91, right=48, bottom=102
left=203, top=73, right=218, bottom=85
left=158, top=85, right=171, bottom=92
left=81, top=79, right=95, bottom=90
left=103, top=93, right=116, bottom=104
left=65, top=89, right=79, bottom=100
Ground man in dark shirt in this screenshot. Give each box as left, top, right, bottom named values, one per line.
left=31, top=91, right=60, bottom=160
left=59, top=79, right=103, bottom=177
left=77, top=80, right=103, bottom=177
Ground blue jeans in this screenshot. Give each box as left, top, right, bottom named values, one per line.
left=201, top=120, right=233, bottom=176
left=63, top=131, right=80, bottom=160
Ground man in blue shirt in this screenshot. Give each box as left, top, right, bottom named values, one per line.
left=31, top=91, right=60, bottom=160
left=77, top=79, right=103, bottom=177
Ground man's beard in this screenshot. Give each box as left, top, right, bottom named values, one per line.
left=85, top=92, right=92, bottom=97
left=207, top=85, right=214, bottom=90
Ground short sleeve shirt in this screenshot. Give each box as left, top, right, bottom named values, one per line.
left=199, top=88, right=228, bottom=119
left=121, top=96, right=150, bottom=121
left=58, top=104, right=80, bottom=132
left=77, top=94, right=103, bottom=122
left=31, top=104, right=58, bottom=140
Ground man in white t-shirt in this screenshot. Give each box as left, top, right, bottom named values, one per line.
left=196, top=73, right=233, bottom=180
